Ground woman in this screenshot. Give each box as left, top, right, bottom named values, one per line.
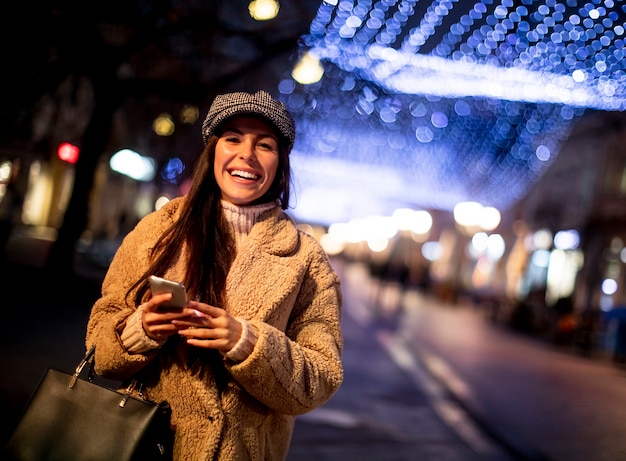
left=86, top=90, right=344, bottom=460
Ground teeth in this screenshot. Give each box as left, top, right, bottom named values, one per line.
left=231, top=170, right=259, bottom=180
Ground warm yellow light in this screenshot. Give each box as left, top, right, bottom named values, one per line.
left=0, top=161, right=11, bottom=182
left=453, top=201, right=483, bottom=228
left=292, top=52, right=324, bottom=85
left=454, top=201, right=500, bottom=233
left=180, top=105, right=199, bottom=124
left=249, top=0, right=279, bottom=21
left=320, top=233, right=346, bottom=256
left=153, top=113, right=175, bottom=136
left=480, top=206, right=501, bottom=231
left=392, top=207, right=433, bottom=235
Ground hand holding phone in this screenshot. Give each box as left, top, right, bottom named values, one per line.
left=148, top=275, right=188, bottom=310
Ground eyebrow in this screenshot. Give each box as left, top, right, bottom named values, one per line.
left=221, top=126, right=278, bottom=140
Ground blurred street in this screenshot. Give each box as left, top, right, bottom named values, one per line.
left=2, top=228, right=626, bottom=460
left=2, top=2, right=626, bottom=459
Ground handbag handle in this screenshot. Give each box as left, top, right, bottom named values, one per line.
left=69, top=345, right=96, bottom=389
left=68, top=345, right=139, bottom=408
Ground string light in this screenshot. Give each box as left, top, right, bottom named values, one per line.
left=283, top=0, right=625, bottom=224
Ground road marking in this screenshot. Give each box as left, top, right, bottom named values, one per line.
left=376, top=330, right=512, bottom=461
left=297, top=408, right=363, bottom=428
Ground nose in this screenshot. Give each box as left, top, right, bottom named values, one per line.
left=238, top=139, right=256, bottom=161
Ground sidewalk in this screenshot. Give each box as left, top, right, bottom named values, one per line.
left=0, top=231, right=511, bottom=460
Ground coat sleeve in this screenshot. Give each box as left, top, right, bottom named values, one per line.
left=85, top=212, right=164, bottom=380
left=225, top=239, right=344, bottom=415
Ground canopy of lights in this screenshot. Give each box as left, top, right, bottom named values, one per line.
left=280, top=0, right=626, bottom=225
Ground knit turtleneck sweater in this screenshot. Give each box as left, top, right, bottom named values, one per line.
left=214, top=201, right=280, bottom=361
left=221, top=200, right=277, bottom=251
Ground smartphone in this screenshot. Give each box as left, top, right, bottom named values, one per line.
left=148, top=275, right=188, bottom=310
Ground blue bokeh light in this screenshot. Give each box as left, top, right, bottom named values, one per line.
left=161, top=157, right=185, bottom=183
left=281, top=0, right=623, bottom=224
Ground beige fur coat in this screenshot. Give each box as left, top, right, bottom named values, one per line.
left=86, top=198, right=343, bottom=460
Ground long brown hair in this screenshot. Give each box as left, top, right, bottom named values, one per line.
left=128, top=127, right=292, bottom=307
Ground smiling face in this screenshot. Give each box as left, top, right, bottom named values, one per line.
left=213, top=116, right=280, bottom=206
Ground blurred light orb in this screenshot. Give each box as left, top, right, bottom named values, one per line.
left=411, top=210, right=433, bottom=235
left=328, top=222, right=348, bottom=243
left=153, top=113, right=175, bottom=137
left=602, top=278, right=618, bottom=296
left=346, top=218, right=368, bottom=243
left=368, top=235, right=389, bottom=252
left=486, top=234, right=506, bottom=260
left=249, top=0, right=279, bottom=21
left=600, top=295, right=614, bottom=312
left=110, top=149, right=156, bottom=182
left=471, top=232, right=489, bottom=252
left=155, top=195, right=171, bottom=211
left=292, top=52, right=324, bottom=85
left=57, top=142, right=80, bottom=164
left=180, top=105, right=199, bottom=124
left=161, top=157, right=185, bottom=183
left=392, top=208, right=433, bottom=235
left=535, top=145, right=551, bottom=161
left=454, top=201, right=483, bottom=228
left=0, top=161, right=12, bottom=181
left=534, top=229, right=554, bottom=250
left=320, top=233, right=346, bottom=255
left=480, top=207, right=501, bottom=231
left=422, top=241, right=442, bottom=261
left=610, top=237, right=623, bottom=254
left=554, top=229, right=580, bottom=250
left=368, top=215, right=398, bottom=239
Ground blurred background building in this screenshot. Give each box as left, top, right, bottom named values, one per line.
left=2, top=0, right=626, bottom=357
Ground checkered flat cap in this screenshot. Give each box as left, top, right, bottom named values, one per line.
left=201, top=90, right=296, bottom=151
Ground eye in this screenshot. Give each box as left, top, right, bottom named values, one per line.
left=224, top=135, right=240, bottom=143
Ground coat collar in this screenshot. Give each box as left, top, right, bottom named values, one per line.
left=166, top=197, right=300, bottom=257
left=244, top=207, right=300, bottom=256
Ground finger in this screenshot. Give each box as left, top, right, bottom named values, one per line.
left=144, top=307, right=197, bottom=324
left=185, top=338, right=230, bottom=349
left=187, top=301, right=224, bottom=317
left=171, top=315, right=218, bottom=329
left=142, top=293, right=173, bottom=312
left=144, top=323, right=181, bottom=341
left=181, top=328, right=230, bottom=349
left=181, top=324, right=228, bottom=339
left=142, top=305, right=196, bottom=340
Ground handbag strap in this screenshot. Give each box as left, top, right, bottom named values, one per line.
left=67, top=345, right=139, bottom=408
left=68, top=345, right=96, bottom=389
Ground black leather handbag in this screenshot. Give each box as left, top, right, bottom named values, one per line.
left=3, top=346, right=173, bottom=461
